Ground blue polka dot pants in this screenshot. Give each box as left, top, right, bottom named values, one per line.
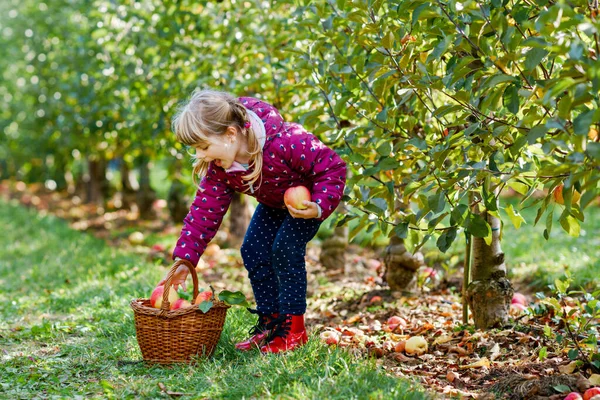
left=240, top=203, right=322, bottom=315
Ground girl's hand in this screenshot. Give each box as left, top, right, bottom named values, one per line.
left=158, top=263, right=190, bottom=292
left=287, top=201, right=320, bottom=219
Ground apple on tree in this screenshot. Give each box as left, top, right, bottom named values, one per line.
left=284, top=186, right=311, bottom=210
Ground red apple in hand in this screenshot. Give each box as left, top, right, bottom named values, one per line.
left=284, top=186, right=311, bottom=210
left=150, top=285, right=179, bottom=309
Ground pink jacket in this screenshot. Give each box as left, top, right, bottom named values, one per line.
left=173, top=97, right=347, bottom=266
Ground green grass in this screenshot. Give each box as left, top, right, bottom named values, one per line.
left=0, top=199, right=428, bottom=400
left=502, top=200, right=600, bottom=292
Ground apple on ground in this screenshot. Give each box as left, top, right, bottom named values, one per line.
left=194, top=290, right=213, bottom=305
left=171, top=299, right=191, bottom=310
left=564, top=393, right=583, bottom=400
left=150, top=285, right=179, bottom=309
left=584, top=388, right=600, bottom=400
left=405, top=336, right=428, bottom=356
left=369, top=295, right=383, bottom=304
left=284, top=186, right=311, bottom=210
left=394, top=341, right=406, bottom=353
left=319, top=330, right=341, bottom=345
left=511, top=292, right=527, bottom=305
left=387, top=316, right=407, bottom=331
left=151, top=244, right=165, bottom=252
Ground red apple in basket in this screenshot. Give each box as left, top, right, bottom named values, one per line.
left=150, top=285, right=179, bottom=309
left=284, top=186, right=311, bottom=210
left=194, top=290, right=213, bottom=305
left=170, top=299, right=192, bottom=310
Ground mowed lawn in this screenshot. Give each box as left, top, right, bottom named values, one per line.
left=0, top=199, right=428, bottom=400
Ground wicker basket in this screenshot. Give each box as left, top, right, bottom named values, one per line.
left=130, top=259, right=230, bottom=364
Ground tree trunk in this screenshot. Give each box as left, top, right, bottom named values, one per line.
left=120, top=159, right=137, bottom=209
left=384, top=235, right=425, bottom=291
left=167, top=174, right=190, bottom=223
left=319, top=224, right=348, bottom=270
left=84, top=157, right=108, bottom=205
left=465, top=209, right=514, bottom=329
left=228, top=192, right=251, bottom=247
left=136, top=156, right=156, bottom=219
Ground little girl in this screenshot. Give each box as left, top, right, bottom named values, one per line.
left=159, top=89, right=346, bottom=354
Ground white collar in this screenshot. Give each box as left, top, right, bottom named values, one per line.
left=246, top=109, right=266, bottom=148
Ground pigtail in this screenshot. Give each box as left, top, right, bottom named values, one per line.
left=228, top=100, right=263, bottom=189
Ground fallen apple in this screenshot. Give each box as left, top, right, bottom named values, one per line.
left=394, top=341, right=406, bottom=353
left=151, top=244, right=165, bottom=252
left=387, top=316, right=407, bottom=330
left=369, top=295, right=383, bottom=304
left=128, top=231, right=145, bottom=245
left=204, top=243, right=221, bottom=257
left=584, top=388, right=600, bottom=400
left=511, top=293, right=527, bottom=305
left=405, top=336, right=428, bottom=356
left=564, top=393, right=583, bottom=400
left=319, top=330, right=341, bottom=345
left=194, top=290, right=213, bottom=305
left=284, top=186, right=311, bottom=210
left=170, top=299, right=191, bottom=310
left=150, top=285, right=179, bottom=309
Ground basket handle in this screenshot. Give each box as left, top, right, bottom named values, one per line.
left=160, top=259, right=199, bottom=312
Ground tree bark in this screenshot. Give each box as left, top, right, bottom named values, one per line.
left=136, top=156, right=156, bottom=219
left=466, top=208, right=514, bottom=329
left=228, top=192, right=251, bottom=247
left=384, top=235, right=425, bottom=291
left=84, top=157, right=108, bottom=205
left=167, top=174, right=190, bottom=223
left=319, top=224, right=348, bottom=271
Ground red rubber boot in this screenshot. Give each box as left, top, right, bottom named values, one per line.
left=260, top=314, right=308, bottom=354
left=235, top=309, right=279, bottom=351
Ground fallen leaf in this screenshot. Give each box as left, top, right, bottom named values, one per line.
left=459, top=357, right=490, bottom=369
left=558, top=361, right=579, bottom=374
left=433, top=335, right=454, bottom=346
left=489, top=343, right=501, bottom=361
left=588, top=374, right=600, bottom=385
left=446, top=371, right=459, bottom=383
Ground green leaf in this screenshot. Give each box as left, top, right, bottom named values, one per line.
left=451, top=204, right=469, bottom=225
left=428, top=192, right=446, bottom=214
left=503, top=84, right=520, bottom=114
left=198, top=300, right=213, bottom=313
left=524, top=48, right=549, bottom=70
left=538, top=346, right=547, bottom=361
left=436, top=228, right=457, bottom=253
left=466, top=212, right=491, bottom=238
left=382, top=31, right=394, bottom=49
left=394, top=222, right=409, bottom=239
left=568, top=349, right=579, bottom=361
left=527, top=125, right=547, bottom=144
left=508, top=181, right=529, bottom=195
left=553, top=384, right=571, bottom=394
left=573, top=109, right=594, bottom=135
left=218, top=290, right=249, bottom=306
left=559, top=212, right=581, bottom=237
left=505, top=204, right=525, bottom=229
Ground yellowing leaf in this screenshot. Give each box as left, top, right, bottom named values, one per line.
left=505, top=204, right=526, bottom=229
left=459, top=357, right=490, bottom=369
left=433, top=335, right=454, bottom=345
left=589, top=374, right=600, bottom=385
left=558, top=361, right=579, bottom=374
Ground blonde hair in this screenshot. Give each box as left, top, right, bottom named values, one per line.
left=171, top=89, right=263, bottom=188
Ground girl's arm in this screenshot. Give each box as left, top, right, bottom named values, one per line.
left=286, top=131, right=347, bottom=220
left=172, top=171, right=234, bottom=267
